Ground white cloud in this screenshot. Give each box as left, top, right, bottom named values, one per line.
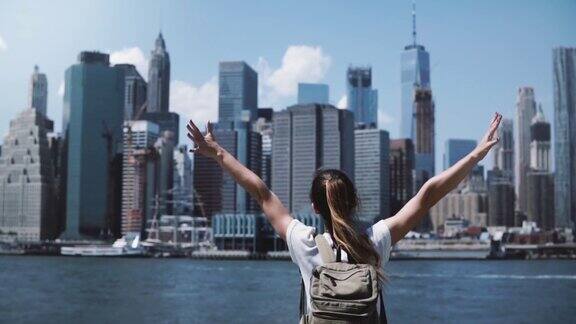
left=170, top=78, right=218, bottom=131
left=109, top=47, right=148, bottom=79
left=57, top=81, right=64, bottom=97
left=336, top=95, right=347, bottom=109
left=257, top=45, right=331, bottom=107
left=0, top=35, right=6, bottom=51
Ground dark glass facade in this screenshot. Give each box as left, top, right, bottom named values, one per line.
left=61, top=52, right=125, bottom=239
left=553, top=47, right=576, bottom=229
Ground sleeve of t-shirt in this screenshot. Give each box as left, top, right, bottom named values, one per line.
left=286, top=219, right=317, bottom=265
left=367, top=220, right=393, bottom=265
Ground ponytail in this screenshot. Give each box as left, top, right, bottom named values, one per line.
left=311, top=169, right=384, bottom=281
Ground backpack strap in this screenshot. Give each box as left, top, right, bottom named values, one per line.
left=379, top=289, right=387, bottom=324
left=314, top=234, right=336, bottom=263
left=299, top=277, right=307, bottom=323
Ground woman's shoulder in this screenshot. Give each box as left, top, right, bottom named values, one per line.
left=286, top=219, right=317, bottom=249
left=367, top=220, right=393, bottom=264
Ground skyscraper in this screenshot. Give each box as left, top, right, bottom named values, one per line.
left=147, top=33, right=170, bottom=114
left=217, top=61, right=260, bottom=214
left=527, top=109, right=555, bottom=230
left=400, top=2, right=431, bottom=138
left=193, top=60, right=259, bottom=220
left=272, top=104, right=354, bottom=213
left=346, top=66, right=378, bottom=127
left=443, top=139, right=477, bottom=170
left=121, top=120, right=160, bottom=236
left=515, top=87, right=537, bottom=215
left=61, top=52, right=125, bottom=239
left=413, top=87, right=435, bottom=189
left=412, top=87, right=434, bottom=231
left=0, top=109, right=58, bottom=241
left=389, top=138, right=415, bottom=216
left=492, top=118, right=514, bottom=181
left=553, top=47, right=576, bottom=230
left=298, top=83, right=329, bottom=105
left=218, top=61, right=258, bottom=130
left=115, top=64, right=147, bottom=120
left=142, top=33, right=179, bottom=143
left=29, top=65, right=48, bottom=116
left=355, top=127, right=390, bottom=223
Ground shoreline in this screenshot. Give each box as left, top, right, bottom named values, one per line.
left=2, top=251, right=575, bottom=261
left=3, top=241, right=576, bottom=260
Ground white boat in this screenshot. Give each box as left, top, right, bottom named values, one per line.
left=61, top=234, right=145, bottom=257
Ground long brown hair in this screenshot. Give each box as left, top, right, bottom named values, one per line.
left=310, top=169, right=383, bottom=280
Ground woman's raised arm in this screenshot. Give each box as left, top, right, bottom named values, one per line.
left=383, top=112, right=503, bottom=244
left=187, top=120, right=293, bottom=240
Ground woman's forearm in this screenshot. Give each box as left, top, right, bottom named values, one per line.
left=214, top=146, right=268, bottom=204
left=213, top=146, right=293, bottom=239
left=186, top=119, right=293, bottom=239
left=422, top=151, right=482, bottom=209
left=384, top=113, right=501, bottom=243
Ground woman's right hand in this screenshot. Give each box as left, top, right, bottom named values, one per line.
left=186, top=119, right=221, bottom=160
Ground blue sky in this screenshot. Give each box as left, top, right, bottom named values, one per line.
left=1, top=0, right=575, bottom=172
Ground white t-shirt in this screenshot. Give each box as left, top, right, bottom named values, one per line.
left=286, top=218, right=392, bottom=310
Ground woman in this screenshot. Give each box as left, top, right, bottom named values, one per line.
left=187, top=112, right=502, bottom=321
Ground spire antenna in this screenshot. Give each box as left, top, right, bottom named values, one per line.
left=412, top=1, right=417, bottom=46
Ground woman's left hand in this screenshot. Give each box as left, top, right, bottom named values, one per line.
left=471, top=112, right=502, bottom=161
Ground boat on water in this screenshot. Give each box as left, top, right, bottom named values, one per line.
left=60, top=234, right=145, bottom=257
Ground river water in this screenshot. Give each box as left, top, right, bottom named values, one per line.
left=1, top=257, right=575, bottom=323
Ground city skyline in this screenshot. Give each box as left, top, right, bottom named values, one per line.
left=1, top=1, right=575, bottom=174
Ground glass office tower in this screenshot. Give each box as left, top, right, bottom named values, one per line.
left=553, top=47, right=576, bottom=229
left=218, top=61, right=258, bottom=130
left=217, top=61, right=260, bottom=213
left=400, top=3, right=431, bottom=138
left=271, top=104, right=354, bottom=213
left=61, top=52, right=125, bottom=239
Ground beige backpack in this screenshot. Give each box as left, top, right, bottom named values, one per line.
left=299, top=234, right=387, bottom=323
